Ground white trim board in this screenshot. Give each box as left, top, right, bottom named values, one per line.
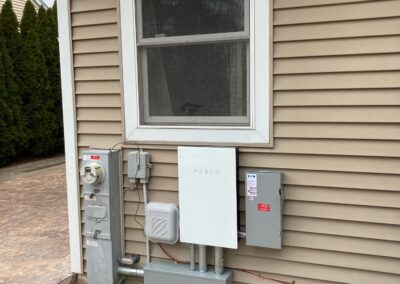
left=58, top=0, right=83, bottom=274
left=120, top=0, right=271, bottom=145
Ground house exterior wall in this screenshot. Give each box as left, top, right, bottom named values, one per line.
left=71, top=0, right=400, bottom=283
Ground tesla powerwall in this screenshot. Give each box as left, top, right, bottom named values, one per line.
left=178, top=147, right=238, bottom=249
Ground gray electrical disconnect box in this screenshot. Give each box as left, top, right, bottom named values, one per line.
left=82, top=149, right=122, bottom=284
left=245, top=171, right=283, bottom=249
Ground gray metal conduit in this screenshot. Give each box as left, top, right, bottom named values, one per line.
left=199, top=245, right=207, bottom=273
left=238, top=231, right=247, bottom=238
left=142, top=182, right=151, bottom=265
left=214, top=247, right=224, bottom=275
left=190, top=244, right=196, bottom=271
left=118, top=266, right=144, bottom=278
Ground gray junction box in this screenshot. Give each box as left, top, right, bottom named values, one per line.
left=128, top=151, right=150, bottom=180
left=82, top=149, right=122, bottom=284
left=245, top=171, right=283, bottom=249
left=144, top=262, right=233, bottom=284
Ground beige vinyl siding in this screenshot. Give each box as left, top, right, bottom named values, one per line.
left=71, top=1, right=123, bottom=274
left=71, top=0, right=400, bottom=283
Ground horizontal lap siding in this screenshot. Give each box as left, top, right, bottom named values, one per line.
left=71, top=0, right=122, bottom=150
left=274, top=36, right=400, bottom=57
left=274, top=0, right=372, bottom=9
left=71, top=0, right=123, bottom=275
left=71, top=0, right=400, bottom=283
left=265, top=1, right=400, bottom=282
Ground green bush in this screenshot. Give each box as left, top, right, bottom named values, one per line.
left=0, top=37, right=15, bottom=165
left=20, top=1, right=37, bottom=38
left=0, top=1, right=27, bottom=163
left=0, top=0, right=21, bottom=63
left=37, top=5, right=63, bottom=143
left=48, top=6, right=63, bottom=140
left=0, top=1, right=61, bottom=164
left=16, top=2, right=58, bottom=156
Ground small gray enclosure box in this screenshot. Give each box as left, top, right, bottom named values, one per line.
left=128, top=151, right=150, bottom=180
left=145, top=202, right=179, bottom=244
left=245, top=171, right=283, bottom=249
left=144, top=262, right=233, bottom=284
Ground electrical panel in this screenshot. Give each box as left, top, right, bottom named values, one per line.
left=81, top=149, right=122, bottom=284
left=145, top=202, right=179, bottom=244
left=245, top=171, right=283, bottom=249
left=178, top=147, right=238, bottom=249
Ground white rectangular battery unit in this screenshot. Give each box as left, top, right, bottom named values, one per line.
left=178, top=147, right=238, bottom=249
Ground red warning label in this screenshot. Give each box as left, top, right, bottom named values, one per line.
left=90, top=155, right=100, bottom=160
left=258, top=203, right=270, bottom=212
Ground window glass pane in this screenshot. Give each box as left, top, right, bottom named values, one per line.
left=142, top=0, right=245, bottom=38
left=144, top=42, right=248, bottom=125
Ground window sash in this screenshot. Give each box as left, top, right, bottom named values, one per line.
left=143, top=115, right=250, bottom=126
left=135, top=0, right=251, bottom=45
left=137, top=32, right=249, bottom=47
left=135, top=0, right=251, bottom=127
left=138, top=41, right=250, bottom=126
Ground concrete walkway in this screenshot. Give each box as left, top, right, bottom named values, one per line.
left=0, top=155, right=71, bottom=284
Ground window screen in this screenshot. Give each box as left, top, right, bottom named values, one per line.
left=136, top=0, right=250, bottom=126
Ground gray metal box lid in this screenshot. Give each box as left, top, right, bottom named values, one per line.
left=144, top=262, right=233, bottom=284
left=84, top=196, right=112, bottom=240
left=245, top=171, right=283, bottom=249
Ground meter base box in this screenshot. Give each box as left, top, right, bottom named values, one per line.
left=82, top=149, right=122, bottom=284
left=245, top=171, right=283, bottom=249
left=144, top=262, right=233, bottom=284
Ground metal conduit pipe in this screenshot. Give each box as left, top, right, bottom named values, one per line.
left=238, top=231, right=247, bottom=238
left=214, top=247, right=224, bottom=275
left=119, top=256, right=140, bottom=266
left=118, top=266, right=145, bottom=278
left=190, top=244, right=196, bottom=271
left=142, top=182, right=151, bottom=265
left=199, top=245, right=207, bottom=273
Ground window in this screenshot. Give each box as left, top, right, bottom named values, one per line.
left=121, top=0, right=271, bottom=145
left=137, top=0, right=249, bottom=126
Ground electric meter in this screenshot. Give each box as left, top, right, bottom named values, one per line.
left=80, top=162, right=105, bottom=185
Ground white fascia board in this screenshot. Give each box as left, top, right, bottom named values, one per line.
left=58, top=0, right=83, bottom=274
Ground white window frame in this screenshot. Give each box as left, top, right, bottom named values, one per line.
left=120, top=0, right=271, bottom=145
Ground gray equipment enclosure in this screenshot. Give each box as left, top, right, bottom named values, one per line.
left=83, top=149, right=122, bottom=284
left=144, top=262, right=233, bottom=284
left=245, top=171, right=283, bottom=249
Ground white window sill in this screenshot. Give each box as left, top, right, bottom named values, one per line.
left=126, top=127, right=269, bottom=145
